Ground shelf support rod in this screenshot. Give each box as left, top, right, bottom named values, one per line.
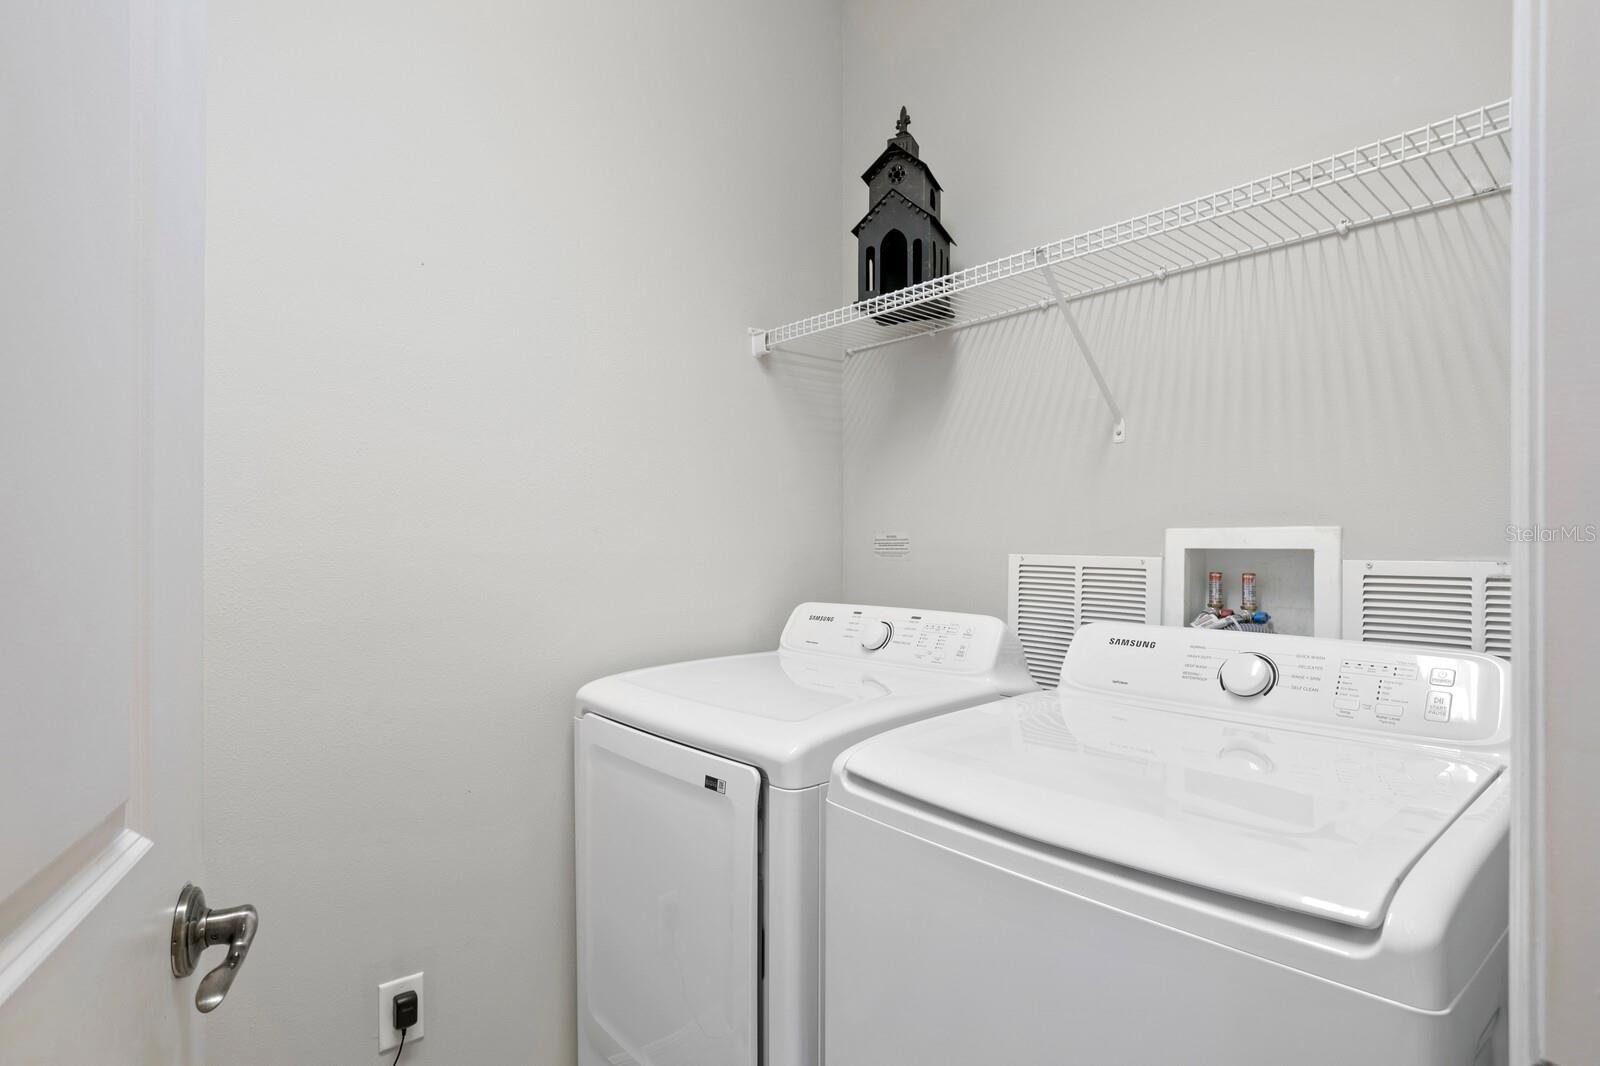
left=1038, top=260, right=1127, bottom=444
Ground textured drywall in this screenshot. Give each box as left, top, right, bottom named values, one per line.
left=841, top=0, right=1512, bottom=618
left=203, top=2, right=843, bottom=1062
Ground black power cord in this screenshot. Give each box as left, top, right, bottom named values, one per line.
left=391, top=989, right=419, bottom=1064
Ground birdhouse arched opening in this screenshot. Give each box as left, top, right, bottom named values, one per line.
left=879, top=229, right=908, bottom=295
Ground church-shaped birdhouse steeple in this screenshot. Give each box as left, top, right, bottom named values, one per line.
left=853, top=107, right=954, bottom=304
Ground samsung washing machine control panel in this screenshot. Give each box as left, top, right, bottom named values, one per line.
left=779, top=602, right=1010, bottom=675
left=1061, top=622, right=1509, bottom=747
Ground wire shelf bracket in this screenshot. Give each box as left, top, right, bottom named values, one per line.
left=1040, top=258, right=1126, bottom=443
left=748, top=99, right=1513, bottom=390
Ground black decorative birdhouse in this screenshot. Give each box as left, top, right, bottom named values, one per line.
left=854, top=107, right=954, bottom=305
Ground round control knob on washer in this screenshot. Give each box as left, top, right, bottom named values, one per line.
left=1218, top=653, right=1277, bottom=697
left=859, top=620, right=893, bottom=652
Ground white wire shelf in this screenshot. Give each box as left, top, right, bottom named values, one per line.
left=751, top=100, right=1512, bottom=360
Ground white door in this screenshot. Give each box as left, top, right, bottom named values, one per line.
left=576, top=714, right=762, bottom=1066
left=0, top=1, right=217, bottom=1061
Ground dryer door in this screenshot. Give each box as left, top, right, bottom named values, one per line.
left=576, top=713, right=762, bottom=1066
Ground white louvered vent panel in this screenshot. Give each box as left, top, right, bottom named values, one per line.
left=1342, top=561, right=1512, bottom=660
left=1483, top=574, right=1512, bottom=660
left=1358, top=575, right=1475, bottom=649
left=1080, top=567, right=1154, bottom=624
left=1009, top=555, right=1162, bottom=689
left=1014, top=562, right=1075, bottom=689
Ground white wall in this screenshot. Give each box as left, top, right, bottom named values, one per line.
left=840, top=0, right=1512, bottom=618
left=203, top=2, right=843, bottom=1062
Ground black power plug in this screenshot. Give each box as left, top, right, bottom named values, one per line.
left=390, top=989, right=419, bottom=1065
left=392, top=989, right=419, bottom=1031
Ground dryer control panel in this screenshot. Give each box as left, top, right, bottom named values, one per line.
left=1060, top=622, right=1509, bottom=747
left=779, top=602, right=1017, bottom=678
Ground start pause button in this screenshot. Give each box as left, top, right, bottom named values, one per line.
left=1426, top=691, right=1453, bottom=723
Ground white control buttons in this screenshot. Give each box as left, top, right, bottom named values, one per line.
left=859, top=620, right=894, bottom=652
left=1426, top=691, right=1453, bottom=723
left=1429, top=667, right=1457, bottom=687
left=1219, top=653, right=1277, bottom=697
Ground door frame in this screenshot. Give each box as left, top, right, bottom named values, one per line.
left=1509, top=0, right=1546, bottom=1062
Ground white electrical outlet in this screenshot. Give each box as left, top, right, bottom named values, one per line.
left=378, top=971, right=424, bottom=1053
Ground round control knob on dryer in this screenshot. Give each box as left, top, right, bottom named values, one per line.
left=1219, top=653, right=1277, bottom=697
left=859, top=620, right=893, bottom=652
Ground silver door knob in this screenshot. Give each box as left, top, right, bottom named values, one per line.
left=171, top=883, right=259, bottom=1013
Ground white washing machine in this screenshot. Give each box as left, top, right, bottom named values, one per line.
left=574, top=602, right=1033, bottom=1066
left=825, top=622, right=1510, bottom=1066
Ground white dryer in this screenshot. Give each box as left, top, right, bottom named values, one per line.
left=574, top=602, right=1033, bottom=1066
left=825, top=622, right=1510, bottom=1066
